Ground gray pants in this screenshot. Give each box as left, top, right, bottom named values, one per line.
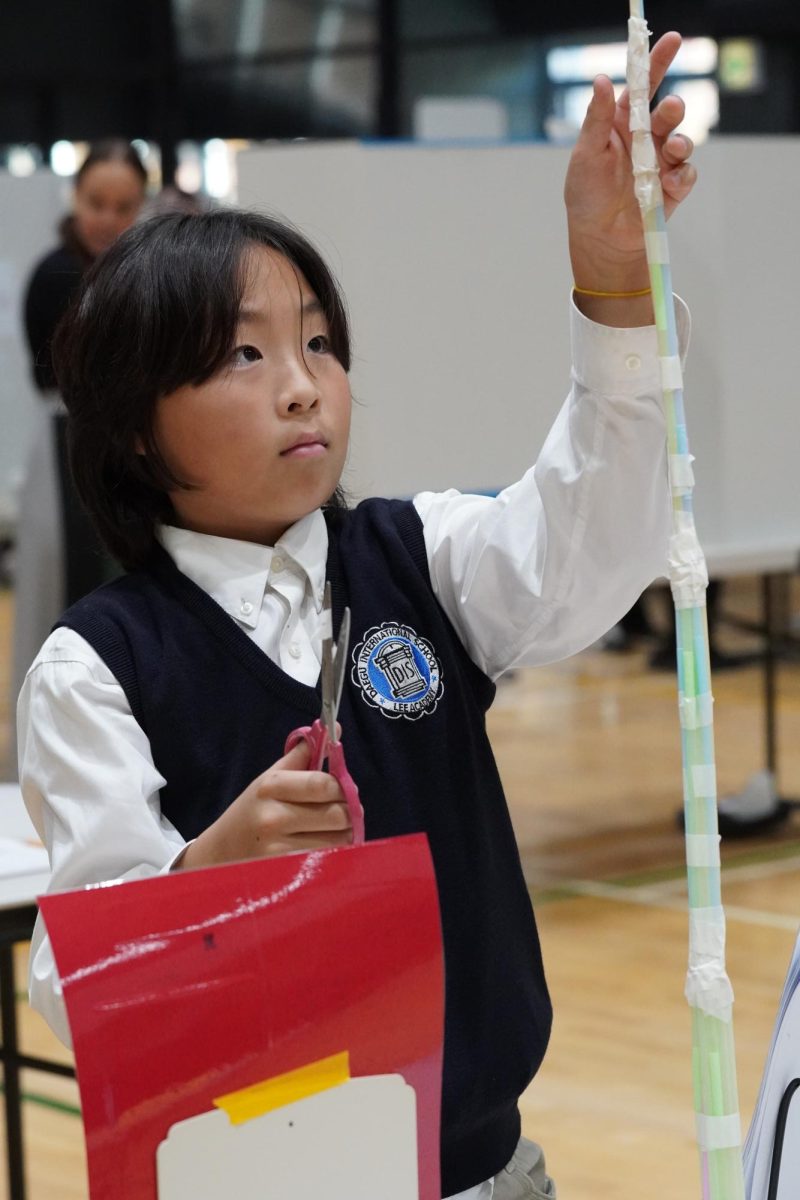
left=491, top=1138, right=556, bottom=1199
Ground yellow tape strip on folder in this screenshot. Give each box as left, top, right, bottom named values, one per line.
left=213, top=1051, right=351, bottom=1126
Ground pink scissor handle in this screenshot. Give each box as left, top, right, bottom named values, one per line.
left=284, top=721, right=365, bottom=846
left=285, top=720, right=327, bottom=769
left=327, top=740, right=365, bottom=846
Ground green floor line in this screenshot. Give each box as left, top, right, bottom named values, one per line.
left=609, top=862, right=688, bottom=889
left=611, top=839, right=800, bottom=890
left=531, top=839, right=800, bottom=904
left=0, top=1085, right=81, bottom=1118
left=532, top=883, right=586, bottom=906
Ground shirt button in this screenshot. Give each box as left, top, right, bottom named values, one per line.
left=239, top=601, right=254, bottom=617
left=625, top=354, right=642, bottom=371
left=272, top=555, right=285, bottom=572
left=289, top=642, right=302, bottom=659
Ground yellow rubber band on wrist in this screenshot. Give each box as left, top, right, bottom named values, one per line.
left=573, top=284, right=653, bottom=298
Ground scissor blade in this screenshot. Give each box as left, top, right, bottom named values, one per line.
left=329, top=606, right=351, bottom=737
left=320, top=584, right=337, bottom=742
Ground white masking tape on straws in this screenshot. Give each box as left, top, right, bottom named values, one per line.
left=660, top=356, right=684, bottom=393
left=685, top=833, right=721, bottom=869
left=627, top=16, right=651, bottom=92
left=679, top=691, right=714, bottom=731
left=632, top=137, right=659, bottom=176
left=633, top=159, right=662, bottom=213
left=645, top=231, right=670, bottom=262
left=687, top=905, right=734, bottom=1020
left=628, top=17, right=664, bottom=213
left=695, top=1114, right=743, bottom=1152
left=669, top=452, right=695, bottom=494
left=668, top=511, right=709, bottom=609
left=320, top=610, right=333, bottom=639
left=689, top=905, right=725, bottom=957
left=691, top=764, right=717, bottom=799
left=629, top=100, right=651, bottom=132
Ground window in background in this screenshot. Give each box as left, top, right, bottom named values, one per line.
left=546, top=36, right=719, bottom=145
left=130, top=140, right=163, bottom=189
left=175, top=141, right=203, bottom=194
left=399, top=0, right=495, bottom=41
left=174, top=0, right=377, bottom=60
left=173, top=138, right=253, bottom=203
left=49, top=141, right=83, bottom=177
left=174, top=0, right=378, bottom=139
left=403, top=40, right=547, bottom=141
left=310, top=4, right=377, bottom=128
left=718, top=39, right=765, bottom=94
left=202, top=138, right=232, bottom=198
left=5, top=145, right=44, bottom=177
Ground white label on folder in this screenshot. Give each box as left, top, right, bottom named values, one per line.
left=157, top=1074, right=418, bottom=1199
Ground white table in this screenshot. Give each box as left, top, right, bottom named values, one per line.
left=703, top=539, right=800, bottom=580
left=707, top=541, right=799, bottom=800
left=0, top=783, right=50, bottom=907
left=654, top=538, right=800, bottom=817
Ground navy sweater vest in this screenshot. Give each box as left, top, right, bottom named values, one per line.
left=58, top=498, right=552, bottom=1195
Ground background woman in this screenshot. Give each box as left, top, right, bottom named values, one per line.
left=12, top=140, right=147, bottom=724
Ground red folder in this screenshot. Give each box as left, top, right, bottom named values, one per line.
left=40, top=835, right=444, bottom=1200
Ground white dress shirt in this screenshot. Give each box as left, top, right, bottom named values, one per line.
left=18, top=299, right=689, bottom=1200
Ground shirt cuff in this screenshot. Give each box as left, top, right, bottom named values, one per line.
left=161, top=841, right=193, bottom=872
left=569, top=291, right=691, bottom=396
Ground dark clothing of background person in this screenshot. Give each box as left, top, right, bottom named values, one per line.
left=23, top=218, right=108, bottom=604
left=12, top=140, right=146, bottom=773
left=24, top=220, right=89, bottom=391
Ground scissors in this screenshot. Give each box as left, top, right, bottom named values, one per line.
left=284, top=583, right=365, bottom=845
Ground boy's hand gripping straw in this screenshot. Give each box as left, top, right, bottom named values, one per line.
left=285, top=582, right=365, bottom=844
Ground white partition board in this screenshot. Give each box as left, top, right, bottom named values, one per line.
left=0, top=171, right=66, bottom=528
left=238, top=137, right=800, bottom=562
left=3, top=142, right=797, bottom=565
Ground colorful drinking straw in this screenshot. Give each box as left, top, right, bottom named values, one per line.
left=626, top=8, right=746, bottom=1198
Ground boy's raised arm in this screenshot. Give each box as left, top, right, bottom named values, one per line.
left=565, top=30, right=696, bottom=328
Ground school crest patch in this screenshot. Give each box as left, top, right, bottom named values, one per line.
left=351, top=622, right=443, bottom=720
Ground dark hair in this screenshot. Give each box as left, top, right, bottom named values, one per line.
left=53, top=209, right=352, bottom=570
left=75, top=139, right=148, bottom=189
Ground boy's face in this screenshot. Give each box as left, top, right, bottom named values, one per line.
left=152, top=248, right=351, bottom=546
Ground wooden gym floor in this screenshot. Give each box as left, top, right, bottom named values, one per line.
left=1, top=580, right=798, bottom=1199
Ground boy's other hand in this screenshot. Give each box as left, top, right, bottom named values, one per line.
left=176, top=739, right=353, bottom=870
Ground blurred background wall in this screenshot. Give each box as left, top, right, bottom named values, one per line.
left=1, top=0, right=799, bottom=534
left=1, top=0, right=798, bottom=177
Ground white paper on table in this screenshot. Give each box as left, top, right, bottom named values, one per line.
left=0, top=835, right=50, bottom=879
left=744, top=926, right=800, bottom=1199
left=157, top=1074, right=419, bottom=1200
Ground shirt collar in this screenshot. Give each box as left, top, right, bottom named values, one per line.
left=159, top=510, right=328, bottom=625
left=274, top=510, right=328, bottom=613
